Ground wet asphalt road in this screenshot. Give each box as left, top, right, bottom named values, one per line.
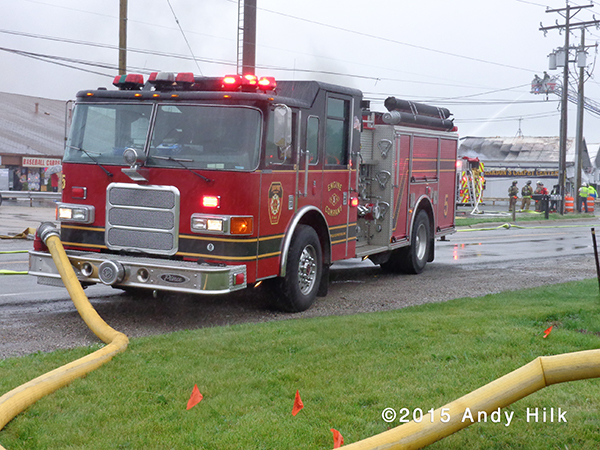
left=1, top=201, right=598, bottom=359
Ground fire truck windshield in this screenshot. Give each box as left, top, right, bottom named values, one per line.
left=64, top=103, right=262, bottom=171
left=65, top=103, right=153, bottom=165
left=147, top=104, right=262, bottom=171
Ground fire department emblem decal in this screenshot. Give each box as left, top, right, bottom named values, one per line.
left=325, top=181, right=344, bottom=217
left=268, top=182, right=283, bottom=225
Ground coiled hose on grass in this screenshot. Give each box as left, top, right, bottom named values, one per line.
left=0, top=223, right=128, bottom=449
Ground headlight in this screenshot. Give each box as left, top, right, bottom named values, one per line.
left=191, top=216, right=224, bottom=232
left=56, top=203, right=95, bottom=224
left=190, top=214, right=252, bottom=235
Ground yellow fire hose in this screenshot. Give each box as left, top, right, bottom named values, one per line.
left=344, top=348, right=600, bottom=449
left=0, top=223, right=128, bottom=449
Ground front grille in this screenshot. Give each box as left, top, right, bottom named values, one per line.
left=105, top=183, right=180, bottom=256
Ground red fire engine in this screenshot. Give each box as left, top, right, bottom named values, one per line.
left=29, top=72, right=458, bottom=312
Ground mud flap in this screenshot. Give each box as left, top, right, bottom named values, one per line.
left=427, top=238, right=435, bottom=262
left=317, top=263, right=330, bottom=297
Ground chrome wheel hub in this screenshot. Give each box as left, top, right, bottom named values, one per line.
left=298, top=244, right=317, bottom=295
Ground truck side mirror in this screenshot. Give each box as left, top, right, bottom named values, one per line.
left=273, top=104, right=292, bottom=151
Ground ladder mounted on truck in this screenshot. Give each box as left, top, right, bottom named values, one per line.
left=456, top=157, right=485, bottom=214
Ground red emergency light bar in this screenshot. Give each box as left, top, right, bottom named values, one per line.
left=117, top=72, right=277, bottom=93
left=222, top=74, right=277, bottom=92
left=148, top=72, right=175, bottom=84
left=113, top=74, right=144, bottom=90
left=176, top=72, right=195, bottom=84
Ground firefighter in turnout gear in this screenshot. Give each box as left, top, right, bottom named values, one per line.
left=508, top=180, right=519, bottom=211
left=521, top=180, right=533, bottom=210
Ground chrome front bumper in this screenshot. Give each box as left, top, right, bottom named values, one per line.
left=29, top=250, right=247, bottom=295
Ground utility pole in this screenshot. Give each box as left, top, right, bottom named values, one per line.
left=119, top=0, right=128, bottom=75
left=237, top=0, right=257, bottom=75
left=540, top=2, right=596, bottom=214
left=575, top=30, right=586, bottom=196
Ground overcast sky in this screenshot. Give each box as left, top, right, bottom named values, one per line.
left=2, top=0, right=600, bottom=142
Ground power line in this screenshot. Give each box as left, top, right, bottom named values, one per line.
left=244, top=2, right=539, bottom=74
left=0, top=46, right=160, bottom=77
left=0, top=28, right=524, bottom=96
left=19, top=0, right=540, bottom=75
left=457, top=111, right=561, bottom=124
left=0, top=47, right=113, bottom=77
left=0, top=28, right=234, bottom=67
left=514, top=0, right=550, bottom=7
left=165, top=0, right=203, bottom=75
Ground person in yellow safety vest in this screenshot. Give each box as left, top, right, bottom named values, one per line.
left=578, top=183, right=590, bottom=213
left=521, top=180, right=533, bottom=210
left=508, top=180, right=519, bottom=211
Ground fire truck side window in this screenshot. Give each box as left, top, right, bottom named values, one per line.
left=265, top=110, right=296, bottom=167
left=306, top=116, right=319, bottom=164
left=325, top=97, right=349, bottom=166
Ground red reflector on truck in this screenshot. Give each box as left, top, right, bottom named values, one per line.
left=235, top=273, right=245, bottom=285
left=71, top=187, right=87, bottom=199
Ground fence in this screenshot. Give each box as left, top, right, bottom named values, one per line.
left=0, top=191, right=61, bottom=207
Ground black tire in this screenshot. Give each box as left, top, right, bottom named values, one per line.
left=380, top=210, right=431, bottom=274
left=274, top=225, right=322, bottom=312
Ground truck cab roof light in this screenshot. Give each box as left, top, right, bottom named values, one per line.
left=148, top=72, right=176, bottom=90
left=113, top=73, right=144, bottom=90
left=149, top=72, right=175, bottom=83
left=176, top=72, right=195, bottom=85
left=258, top=77, right=277, bottom=91
left=222, top=74, right=277, bottom=92
left=222, top=75, right=242, bottom=90
left=144, top=73, right=277, bottom=93
left=243, top=74, right=258, bottom=86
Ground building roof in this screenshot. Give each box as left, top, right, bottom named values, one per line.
left=0, top=91, right=66, bottom=158
left=588, top=143, right=600, bottom=168
left=458, top=136, right=589, bottom=167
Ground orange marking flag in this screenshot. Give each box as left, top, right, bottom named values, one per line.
left=292, top=390, right=304, bottom=416
left=543, top=326, right=553, bottom=338
left=331, top=428, right=344, bottom=448
left=187, top=384, right=203, bottom=410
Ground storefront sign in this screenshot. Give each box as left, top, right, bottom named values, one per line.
left=22, top=157, right=62, bottom=168
left=484, top=167, right=559, bottom=178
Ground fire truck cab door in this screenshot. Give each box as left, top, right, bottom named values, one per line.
left=297, top=114, right=322, bottom=207
left=257, top=108, right=299, bottom=281
left=297, top=94, right=358, bottom=262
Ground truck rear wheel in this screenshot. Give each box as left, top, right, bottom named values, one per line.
left=381, top=210, right=431, bottom=274
left=274, top=225, right=322, bottom=312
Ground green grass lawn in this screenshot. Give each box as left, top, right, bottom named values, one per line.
left=1, top=280, right=600, bottom=449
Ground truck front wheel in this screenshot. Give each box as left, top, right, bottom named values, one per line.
left=275, top=225, right=322, bottom=312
